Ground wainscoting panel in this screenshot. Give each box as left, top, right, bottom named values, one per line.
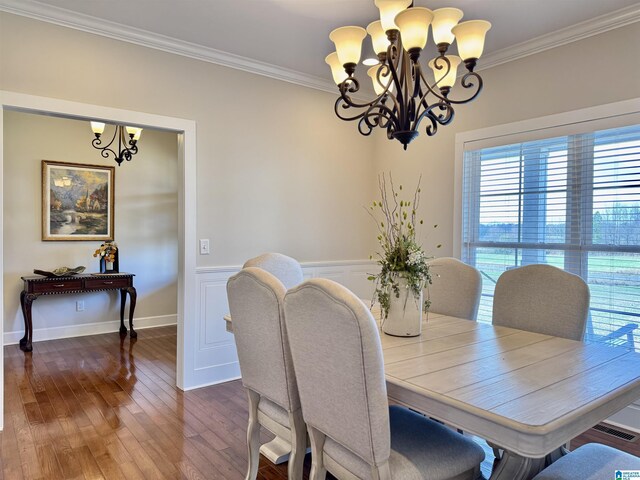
left=193, top=260, right=377, bottom=387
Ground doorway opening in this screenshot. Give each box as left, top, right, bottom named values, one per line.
left=0, top=91, right=198, bottom=430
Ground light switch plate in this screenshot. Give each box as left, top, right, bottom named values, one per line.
left=76, top=300, right=85, bottom=312
left=200, top=239, right=210, bottom=255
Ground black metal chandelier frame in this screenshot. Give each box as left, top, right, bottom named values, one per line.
left=334, top=30, right=483, bottom=150
left=91, top=125, right=139, bottom=166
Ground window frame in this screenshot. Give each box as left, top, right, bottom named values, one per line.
left=454, top=98, right=640, bottom=259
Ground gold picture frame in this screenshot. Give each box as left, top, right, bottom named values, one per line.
left=42, top=160, right=115, bottom=241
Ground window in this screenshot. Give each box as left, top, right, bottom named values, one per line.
left=461, top=124, right=640, bottom=351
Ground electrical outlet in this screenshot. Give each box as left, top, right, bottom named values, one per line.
left=200, top=239, right=210, bottom=255
left=76, top=300, right=85, bottom=312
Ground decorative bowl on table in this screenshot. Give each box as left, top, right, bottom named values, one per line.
left=33, top=266, right=86, bottom=277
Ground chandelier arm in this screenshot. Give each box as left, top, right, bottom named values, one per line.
left=416, top=56, right=452, bottom=104
left=417, top=64, right=484, bottom=106
left=386, top=43, right=407, bottom=125
left=91, top=125, right=120, bottom=161
left=335, top=97, right=383, bottom=122
left=411, top=61, right=422, bottom=101
left=92, top=125, right=118, bottom=152
left=97, top=147, right=117, bottom=160
left=453, top=71, right=484, bottom=103
left=365, top=104, right=400, bottom=131
left=337, top=96, right=400, bottom=133
left=359, top=106, right=401, bottom=137
left=337, top=77, right=386, bottom=111
left=118, top=126, right=139, bottom=162
left=374, top=65, right=401, bottom=114
left=413, top=102, right=455, bottom=136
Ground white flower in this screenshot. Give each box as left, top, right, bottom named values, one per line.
left=408, top=249, right=425, bottom=265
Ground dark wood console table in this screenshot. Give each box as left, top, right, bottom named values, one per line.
left=20, top=273, right=137, bottom=352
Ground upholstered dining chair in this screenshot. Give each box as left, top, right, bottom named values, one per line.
left=532, top=443, right=640, bottom=480
left=227, top=267, right=306, bottom=480
left=493, top=264, right=590, bottom=341
left=283, top=278, right=485, bottom=480
left=426, top=257, right=482, bottom=321
left=243, top=252, right=304, bottom=290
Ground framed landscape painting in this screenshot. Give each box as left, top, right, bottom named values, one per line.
left=42, top=160, right=115, bottom=241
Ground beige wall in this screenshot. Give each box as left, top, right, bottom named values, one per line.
left=3, top=110, right=178, bottom=334
left=373, top=22, right=640, bottom=257
left=1, top=13, right=638, bottom=279
left=0, top=12, right=379, bottom=267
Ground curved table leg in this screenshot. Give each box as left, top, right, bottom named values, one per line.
left=126, top=287, right=137, bottom=338
left=20, top=293, right=37, bottom=352
left=119, top=289, right=128, bottom=335
left=490, top=450, right=546, bottom=480
left=19, top=291, right=29, bottom=350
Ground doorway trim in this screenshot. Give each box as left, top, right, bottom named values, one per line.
left=0, top=91, right=198, bottom=430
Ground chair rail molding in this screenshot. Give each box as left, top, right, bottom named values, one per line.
left=193, top=260, right=377, bottom=388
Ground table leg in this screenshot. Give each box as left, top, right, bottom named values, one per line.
left=126, top=286, right=137, bottom=338
left=545, top=445, right=569, bottom=465
left=490, top=450, right=545, bottom=480
left=19, top=291, right=28, bottom=349
left=119, top=289, right=128, bottom=335
left=20, top=293, right=37, bottom=353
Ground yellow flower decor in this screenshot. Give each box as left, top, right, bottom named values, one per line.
left=93, top=241, right=118, bottom=263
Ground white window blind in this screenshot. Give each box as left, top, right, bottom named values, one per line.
left=462, top=124, right=640, bottom=351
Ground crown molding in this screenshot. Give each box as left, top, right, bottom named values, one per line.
left=0, top=0, right=339, bottom=95
left=1, top=0, right=640, bottom=91
left=478, top=4, right=640, bottom=72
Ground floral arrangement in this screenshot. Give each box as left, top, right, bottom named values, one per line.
left=367, top=174, right=439, bottom=319
left=93, top=241, right=118, bottom=263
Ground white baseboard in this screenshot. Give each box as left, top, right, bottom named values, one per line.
left=3, top=313, right=177, bottom=346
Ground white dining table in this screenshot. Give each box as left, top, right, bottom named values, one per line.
left=224, top=308, right=640, bottom=479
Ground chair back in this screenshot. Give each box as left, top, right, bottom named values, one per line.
left=227, top=267, right=300, bottom=412
left=493, top=264, right=590, bottom=341
left=284, top=279, right=390, bottom=468
left=427, top=257, right=482, bottom=320
left=243, top=253, right=304, bottom=290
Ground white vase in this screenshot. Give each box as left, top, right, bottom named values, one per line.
left=382, top=274, right=423, bottom=337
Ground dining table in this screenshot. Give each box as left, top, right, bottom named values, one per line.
left=224, top=306, right=640, bottom=480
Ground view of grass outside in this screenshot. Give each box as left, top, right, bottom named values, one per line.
left=464, top=125, right=640, bottom=353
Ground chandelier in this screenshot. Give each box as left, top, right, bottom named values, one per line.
left=326, top=1, right=490, bottom=149
left=90, top=122, right=143, bottom=166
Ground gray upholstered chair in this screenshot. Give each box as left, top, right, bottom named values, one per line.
left=243, top=252, right=304, bottom=290
left=493, top=264, right=590, bottom=341
left=532, top=443, right=640, bottom=480
left=227, top=267, right=306, bottom=480
left=283, top=278, right=485, bottom=480
left=426, top=257, right=482, bottom=321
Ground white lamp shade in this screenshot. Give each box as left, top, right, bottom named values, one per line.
left=325, top=52, right=349, bottom=84
left=395, top=7, right=433, bottom=51
left=367, top=65, right=394, bottom=95
left=428, top=55, right=461, bottom=88
left=330, top=26, right=367, bottom=66
left=126, top=126, right=143, bottom=140
left=452, top=20, right=491, bottom=60
left=366, top=20, right=389, bottom=55
left=90, top=121, right=105, bottom=135
left=431, top=8, right=463, bottom=45
left=374, top=0, right=412, bottom=32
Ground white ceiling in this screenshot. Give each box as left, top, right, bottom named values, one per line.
left=4, top=0, right=640, bottom=83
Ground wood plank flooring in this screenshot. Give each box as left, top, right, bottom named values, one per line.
left=1, top=325, right=637, bottom=479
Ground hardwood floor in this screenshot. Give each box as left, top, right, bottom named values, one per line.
left=1, top=326, right=637, bottom=479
